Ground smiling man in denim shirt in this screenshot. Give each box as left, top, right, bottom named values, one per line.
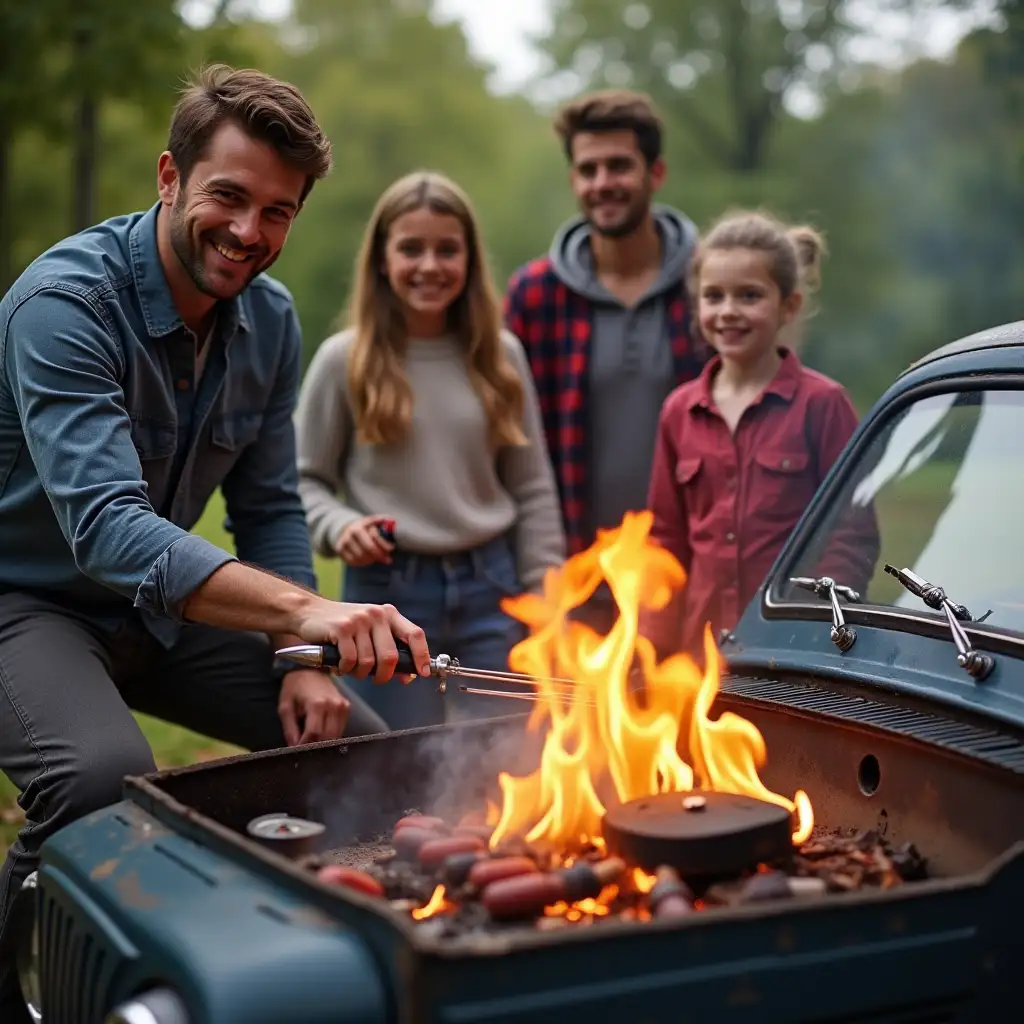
left=0, top=66, right=431, bottom=1018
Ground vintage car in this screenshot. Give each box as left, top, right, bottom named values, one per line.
left=13, top=320, right=1024, bottom=1023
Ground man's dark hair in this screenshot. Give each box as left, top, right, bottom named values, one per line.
left=167, top=64, right=333, bottom=204
left=553, top=89, right=664, bottom=167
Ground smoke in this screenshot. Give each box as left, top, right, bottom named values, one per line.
left=306, top=714, right=546, bottom=845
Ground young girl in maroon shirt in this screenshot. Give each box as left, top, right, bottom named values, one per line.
left=643, top=210, right=862, bottom=660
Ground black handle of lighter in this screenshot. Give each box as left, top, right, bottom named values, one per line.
left=319, top=639, right=417, bottom=675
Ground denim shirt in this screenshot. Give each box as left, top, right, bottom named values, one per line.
left=0, top=202, right=316, bottom=645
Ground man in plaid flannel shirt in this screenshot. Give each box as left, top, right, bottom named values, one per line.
left=504, top=90, right=709, bottom=630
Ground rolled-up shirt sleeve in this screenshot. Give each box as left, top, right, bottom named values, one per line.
left=4, top=287, right=234, bottom=619
left=221, top=306, right=317, bottom=590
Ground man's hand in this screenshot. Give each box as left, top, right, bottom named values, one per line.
left=278, top=669, right=350, bottom=746
left=180, top=562, right=431, bottom=682
left=294, top=597, right=431, bottom=682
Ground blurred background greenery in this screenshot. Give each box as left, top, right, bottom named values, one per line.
left=3, top=0, right=1022, bottom=410
left=1, top=0, right=1021, bottom=849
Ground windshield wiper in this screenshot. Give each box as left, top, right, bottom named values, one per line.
left=883, top=564, right=995, bottom=681
left=790, top=576, right=860, bottom=652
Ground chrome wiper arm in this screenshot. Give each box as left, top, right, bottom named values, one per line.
left=883, top=564, right=995, bottom=681
left=790, top=576, right=859, bottom=652
left=791, top=576, right=862, bottom=605
left=882, top=564, right=975, bottom=621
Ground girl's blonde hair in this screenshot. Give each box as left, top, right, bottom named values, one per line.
left=345, top=171, right=526, bottom=447
left=689, top=208, right=827, bottom=313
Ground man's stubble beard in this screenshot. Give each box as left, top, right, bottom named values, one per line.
left=585, top=191, right=652, bottom=240
left=168, top=193, right=271, bottom=300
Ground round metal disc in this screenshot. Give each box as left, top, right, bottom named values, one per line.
left=602, top=790, right=793, bottom=878
left=247, top=813, right=325, bottom=841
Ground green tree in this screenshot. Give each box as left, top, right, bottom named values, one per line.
left=3, top=6, right=259, bottom=285
left=532, top=0, right=1022, bottom=409
left=0, top=4, right=64, bottom=291
left=775, top=27, right=1024, bottom=404
left=539, top=0, right=854, bottom=173
left=62, top=0, right=185, bottom=229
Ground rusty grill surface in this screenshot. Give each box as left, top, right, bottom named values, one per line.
left=322, top=840, right=393, bottom=872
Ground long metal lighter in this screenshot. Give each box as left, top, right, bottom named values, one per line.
left=275, top=641, right=579, bottom=696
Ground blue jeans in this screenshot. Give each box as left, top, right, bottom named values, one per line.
left=342, top=534, right=527, bottom=730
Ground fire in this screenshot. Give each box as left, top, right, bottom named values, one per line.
left=490, top=511, right=813, bottom=851
left=411, top=884, right=450, bottom=920
left=633, top=868, right=656, bottom=894
left=544, top=890, right=615, bottom=921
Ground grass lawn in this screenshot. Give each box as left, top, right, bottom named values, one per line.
left=0, top=490, right=342, bottom=855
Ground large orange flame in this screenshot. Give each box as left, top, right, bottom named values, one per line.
left=490, top=511, right=813, bottom=851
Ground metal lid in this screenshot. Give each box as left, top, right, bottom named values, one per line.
left=602, top=790, right=792, bottom=877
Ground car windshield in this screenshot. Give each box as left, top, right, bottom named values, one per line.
left=774, top=387, right=1024, bottom=636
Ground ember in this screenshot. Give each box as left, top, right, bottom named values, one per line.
left=310, top=814, right=928, bottom=933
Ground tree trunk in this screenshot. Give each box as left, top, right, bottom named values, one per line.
left=71, top=24, right=98, bottom=234
left=72, top=95, right=98, bottom=233
left=0, top=120, right=11, bottom=296
left=737, top=103, right=776, bottom=173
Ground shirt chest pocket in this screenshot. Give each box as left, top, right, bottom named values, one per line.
left=192, top=412, right=265, bottom=497
left=676, top=457, right=702, bottom=485
left=675, top=456, right=714, bottom=518
left=752, top=448, right=817, bottom=523
left=129, top=417, right=176, bottom=495
left=211, top=411, right=264, bottom=453
left=130, top=418, right=176, bottom=461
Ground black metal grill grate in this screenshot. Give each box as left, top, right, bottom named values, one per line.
left=723, top=674, right=1024, bottom=774
left=39, top=883, right=119, bottom=1024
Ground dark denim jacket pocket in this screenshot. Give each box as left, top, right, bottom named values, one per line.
left=129, top=417, right=176, bottom=497
left=211, top=411, right=264, bottom=452
left=190, top=411, right=265, bottom=509
left=130, top=417, right=176, bottom=460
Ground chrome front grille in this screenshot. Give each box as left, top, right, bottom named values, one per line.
left=38, top=868, right=131, bottom=1024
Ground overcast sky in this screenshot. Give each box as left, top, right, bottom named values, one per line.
left=434, top=0, right=550, bottom=92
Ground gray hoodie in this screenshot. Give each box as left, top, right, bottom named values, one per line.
left=549, top=204, right=699, bottom=540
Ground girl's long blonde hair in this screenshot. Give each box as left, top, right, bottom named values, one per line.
left=345, top=171, right=526, bottom=448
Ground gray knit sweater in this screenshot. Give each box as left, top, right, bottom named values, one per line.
left=295, top=328, right=566, bottom=591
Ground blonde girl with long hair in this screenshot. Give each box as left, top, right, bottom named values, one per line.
left=295, top=171, right=566, bottom=728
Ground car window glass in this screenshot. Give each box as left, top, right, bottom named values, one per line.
left=776, top=389, right=1024, bottom=635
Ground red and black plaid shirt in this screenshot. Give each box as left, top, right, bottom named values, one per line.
left=504, top=255, right=708, bottom=554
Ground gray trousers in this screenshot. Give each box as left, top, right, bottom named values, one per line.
left=0, top=591, right=389, bottom=1016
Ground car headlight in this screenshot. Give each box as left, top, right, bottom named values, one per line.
left=104, top=988, right=190, bottom=1024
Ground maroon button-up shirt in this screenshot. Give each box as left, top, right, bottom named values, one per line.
left=644, top=348, right=861, bottom=657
